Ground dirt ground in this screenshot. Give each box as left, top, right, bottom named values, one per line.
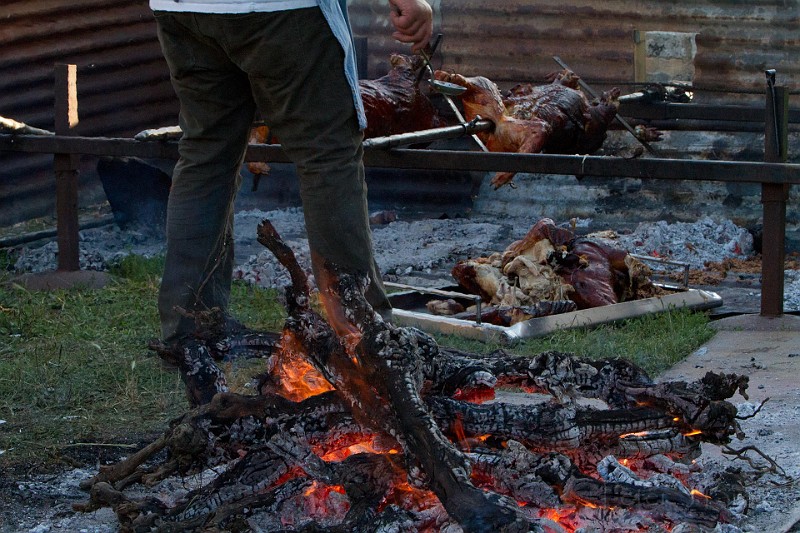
left=657, top=314, right=800, bottom=533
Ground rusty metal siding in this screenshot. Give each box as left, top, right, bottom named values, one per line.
left=0, top=0, right=176, bottom=227
left=350, top=0, right=800, bottom=102
left=1, top=0, right=798, bottom=228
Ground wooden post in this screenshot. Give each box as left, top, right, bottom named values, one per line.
left=633, top=30, right=647, bottom=84
left=760, top=73, right=789, bottom=317
left=54, top=64, right=80, bottom=272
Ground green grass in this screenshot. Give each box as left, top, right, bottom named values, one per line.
left=0, top=254, right=715, bottom=469
left=432, top=306, right=714, bottom=377
left=0, top=255, right=285, bottom=468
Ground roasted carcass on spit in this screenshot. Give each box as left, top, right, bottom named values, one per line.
left=247, top=54, right=445, bottom=179
left=448, top=218, right=661, bottom=325
left=433, top=69, right=621, bottom=189
left=359, top=53, right=447, bottom=138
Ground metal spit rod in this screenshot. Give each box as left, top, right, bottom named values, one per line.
left=362, top=119, right=493, bottom=150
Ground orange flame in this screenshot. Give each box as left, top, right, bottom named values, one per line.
left=691, top=489, right=712, bottom=499
left=271, top=333, right=335, bottom=401
left=683, top=429, right=703, bottom=437
left=318, top=435, right=399, bottom=462
left=314, top=257, right=364, bottom=342
left=304, top=481, right=346, bottom=497
left=619, top=431, right=652, bottom=439
left=452, top=416, right=469, bottom=452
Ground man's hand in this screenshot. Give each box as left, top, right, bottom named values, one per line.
left=389, top=0, right=433, bottom=53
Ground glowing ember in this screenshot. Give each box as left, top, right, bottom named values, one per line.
left=284, top=481, right=349, bottom=527
left=270, top=333, right=335, bottom=401
left=379, top=481, right=439, bottom=513
left=452, top=386, right=496, bottom=403
left=317, top=434, right=399, bottom=462
left=619, top=430, right=653, bottom=439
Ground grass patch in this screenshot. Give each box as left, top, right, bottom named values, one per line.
left=433, top=306, right=714, bottom=377
left=0, top=255, right=285, bottom=469
left=0, top=254, right=714, bottom=469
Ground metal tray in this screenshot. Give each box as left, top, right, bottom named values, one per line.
left=386, top=282, right=722, bottom=345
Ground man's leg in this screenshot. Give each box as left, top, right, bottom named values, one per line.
left=229, top=8, right=391, bottom=317
left=154, top=12, right=257, bottom=341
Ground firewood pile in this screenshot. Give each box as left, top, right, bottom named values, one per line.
left=75, top=220, right=748, bottom=532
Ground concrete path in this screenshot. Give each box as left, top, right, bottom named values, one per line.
left=658, top=314, right=800, bottom=532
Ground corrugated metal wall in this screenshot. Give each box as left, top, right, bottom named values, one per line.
left=0, top=0, right=176, bottom=227
left=350, top=0, right=800, bottom=102
left=1, top=0, right=798, bottom=228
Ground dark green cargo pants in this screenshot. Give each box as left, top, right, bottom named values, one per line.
left=154, top=8, right=389, bottom=341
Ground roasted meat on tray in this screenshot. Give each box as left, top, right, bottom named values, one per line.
left=448, top=218, right=661, bottom=325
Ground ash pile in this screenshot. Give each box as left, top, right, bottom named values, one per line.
left=8, top=210, right=797, bottom=313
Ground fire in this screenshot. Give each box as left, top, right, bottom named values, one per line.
left=379, top=481, right=438, bottom=513
left=452, top=416, right=469, bottom=451
left=314, top=260, right=364, bottom=342
left=619, top=431, right=652, bottom=439
left=304, top=482, right=346, bottom=497
left=452, top=386, right=496, bottom=404
left=292, top=481, right=349, bottom=526
left=690, top=489, right=712, bottom=499
left=270, top=333, right=335, bottom=401
left=317, top=434, right=399, bottom=462
left=683, top=429, right=703, bottom=437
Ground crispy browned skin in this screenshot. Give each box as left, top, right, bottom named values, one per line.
left=360, top=54, right=445, bottom=138
left=435, top=69, right=619, bottom=189
left=434, top=70, right=550, bottom=188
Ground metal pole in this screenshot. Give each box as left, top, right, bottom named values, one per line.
left=362, top=119, right=493, bottom=150
left=54, top=64, right=80, bottom=272
left=761, top=70, right=789, bottom=317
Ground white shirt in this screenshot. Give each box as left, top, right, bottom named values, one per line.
left=149, top=0, right=317, bottom=13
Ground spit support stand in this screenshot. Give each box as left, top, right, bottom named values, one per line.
left=418, top=34, right=490, bottom=153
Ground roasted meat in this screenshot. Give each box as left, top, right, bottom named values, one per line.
left=452, top=218, right=659, bottom=319
left=434, top=69, right=620, bottom=189
left=247, top=54, right=444, bottom=180
left=359, top=54, right=446, bottom=139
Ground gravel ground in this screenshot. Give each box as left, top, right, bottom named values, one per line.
left=9, top=207, right=798, bottom=312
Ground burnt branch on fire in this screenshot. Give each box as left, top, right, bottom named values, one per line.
left=427, top=396, right=702, bottom=466
left=258, top=219, right=533, bottom=532
left=77, top=218, right=750, bottom=532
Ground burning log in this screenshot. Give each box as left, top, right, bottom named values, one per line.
left=77, top=219, right=746, bottom=532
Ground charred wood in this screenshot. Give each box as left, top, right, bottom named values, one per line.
left=470, top=441, right=725, bottom=528
left=77, top=218, right=749, bottom=532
